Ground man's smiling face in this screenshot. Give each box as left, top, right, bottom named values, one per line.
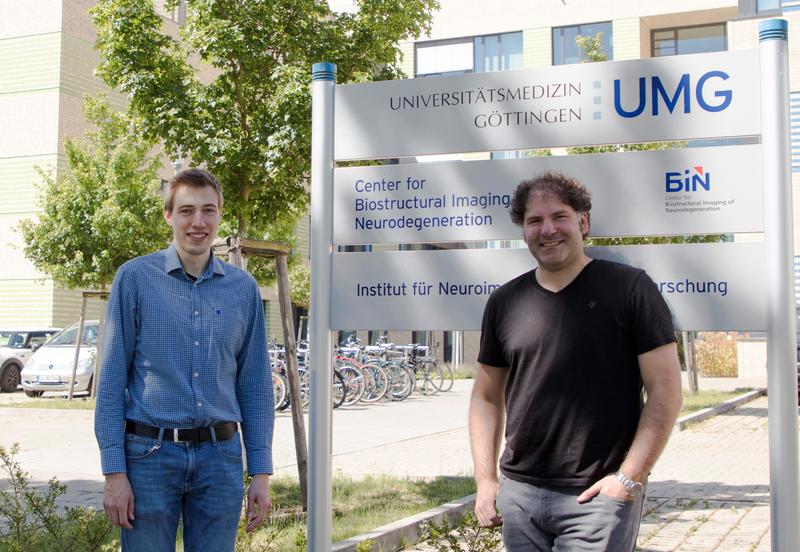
left=522, top=191, right=588, bottom=274
left=164, top=184, right=221, bottom=264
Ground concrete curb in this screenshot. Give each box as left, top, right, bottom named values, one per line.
left=332, top=494, right=476, bottom=552
left=675, top=388, right=766, bottom=430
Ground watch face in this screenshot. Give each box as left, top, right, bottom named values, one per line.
left=627, top=483, right=644, bottom=497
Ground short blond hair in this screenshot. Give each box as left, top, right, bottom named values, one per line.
left=164, top=168, right=224, bottom=212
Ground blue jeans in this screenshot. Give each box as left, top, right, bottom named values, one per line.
left=495, top=475, right=645, bottom=551
left=121, top=431, right=245, bottom=552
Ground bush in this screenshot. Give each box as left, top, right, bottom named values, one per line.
left=420, top=512, right=502, bottom=551
left=695, top=332, right=738, bottom=377
left=0, top=443, right=116, bottom=551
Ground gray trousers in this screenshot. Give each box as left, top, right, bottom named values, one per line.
left=495, top=475, right=645, bottom=552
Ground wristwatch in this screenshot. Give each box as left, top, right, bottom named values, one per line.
left=615, top=470, right=644, bottom=498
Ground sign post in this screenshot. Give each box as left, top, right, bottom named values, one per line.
left=759, top=19, right=800, bottom=551
left=309, top=61, right=336, bottom=551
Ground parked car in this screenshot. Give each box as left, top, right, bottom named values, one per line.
left=20, top=321, right=99, bottom=397
left=0, top=327, right=61, bottom=392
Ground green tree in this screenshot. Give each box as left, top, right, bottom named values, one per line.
left=90, top=0, right=439, bottom=243
left=18, top=96, right=169, bottom=289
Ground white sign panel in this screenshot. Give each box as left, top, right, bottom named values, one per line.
left=333, top=145, right=763, bottom=244
left=330, top=242, right=765, bottom=331
left=335, top=50, right=760, bottom=160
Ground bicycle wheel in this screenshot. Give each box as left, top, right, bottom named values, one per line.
left=415, top=360, right=443, bottom=395
left=272, top=371, right=288, bottom=411
left=360, top=363, right=389, bottom=403
left=332, top=370, right=346, bottom=409
left=297, top=367, right=310, bottom=408
left=384, top=362, right=413, bottom=401
left=438, top=362, right=455, bottom=392
left=336, top=364, right=365, bottom=406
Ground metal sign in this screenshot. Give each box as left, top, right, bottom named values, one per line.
left=333, top=144, right=763, bottom=244
left=330, top=242, right=765, bottom=331
left=334, top=50, right=760, bottom=160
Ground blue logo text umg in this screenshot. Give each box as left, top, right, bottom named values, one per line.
left=614, top=71, right=732, bottom=118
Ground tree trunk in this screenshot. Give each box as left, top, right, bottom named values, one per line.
left=275, top=254, right=309, bottom=510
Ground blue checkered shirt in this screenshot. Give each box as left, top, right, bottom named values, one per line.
left=94, top=244, right=274, bottom=475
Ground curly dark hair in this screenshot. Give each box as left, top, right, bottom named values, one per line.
left=509, top=171, right=592, bottom=237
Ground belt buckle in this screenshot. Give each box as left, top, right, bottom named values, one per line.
left=173, top=428, right=186, bottom=442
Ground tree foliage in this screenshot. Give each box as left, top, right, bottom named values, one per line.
left=90, top=0, right=440, bottom=240
left=18, top=96, right=169, bottom=289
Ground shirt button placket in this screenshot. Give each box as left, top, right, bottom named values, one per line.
left=191, top=286, right=203, bottom=419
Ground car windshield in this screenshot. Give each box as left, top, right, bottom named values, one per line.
left=48, top=325, right=98, bottom=346
left=0, top=332, right=28, bottom=348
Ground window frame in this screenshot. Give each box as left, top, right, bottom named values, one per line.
left=738, top=0, right=783, bottom=18
left=651, top=22, right=728, bottom=58
left=414, top=30, right=523, bottom=77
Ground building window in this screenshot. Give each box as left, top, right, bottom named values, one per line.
left=474, top=32, right=523, bottom=73
left=552, top=22, right=612, bottom=65
left=652, top=24, right=727, bottom=57
left=416, top=38, right=474, bottom=76
left=415, top=32, right=523, bottom=77
left=739, top=0, right=783, bottom=17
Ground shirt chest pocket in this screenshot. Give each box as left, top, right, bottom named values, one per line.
left=212, top=305, right=247, bottom=355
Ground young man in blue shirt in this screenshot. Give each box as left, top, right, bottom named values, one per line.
left=95, top=168, right=274, bottom=551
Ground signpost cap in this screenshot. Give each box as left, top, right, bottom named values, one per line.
left=759, top=19, right=788, bottom=41
left=312, top=62, right=337, bottom=81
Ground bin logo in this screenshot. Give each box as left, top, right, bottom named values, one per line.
left=666, top=166, right=710, bottom=193
left=614, top=71, right=732, bottom=118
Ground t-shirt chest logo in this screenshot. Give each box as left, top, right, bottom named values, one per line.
left=588, top=300, right=599, bottom=310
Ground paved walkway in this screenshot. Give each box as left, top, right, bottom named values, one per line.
left=0, top=383, right=788, bottom=551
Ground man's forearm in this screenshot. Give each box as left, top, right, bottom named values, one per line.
left=469, top=393, right=505, bottom=485
left=620, top=386, right=682, bottom=482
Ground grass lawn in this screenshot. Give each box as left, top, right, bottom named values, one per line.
left=171, top=475, right=476, bottom=551
left=680, top=388, right=753, bottom=416
left=3, top=389, right=756, bottom=418
left=0, top=396, right=96, bottom=409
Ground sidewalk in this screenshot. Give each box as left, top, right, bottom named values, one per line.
left=0, top=384, right=783, bottom=551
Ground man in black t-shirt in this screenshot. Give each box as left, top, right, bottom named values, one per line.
left=469, top=172, right=682, bottom=551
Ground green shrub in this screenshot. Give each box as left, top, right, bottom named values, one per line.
left=0, top=444, right=116, bottom=551
left=420, top=512, right=502, bottom=551
left=695, top=332, right=738, bottom=377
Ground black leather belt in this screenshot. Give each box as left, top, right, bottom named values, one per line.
left=125, top=420, right=238, bottom=443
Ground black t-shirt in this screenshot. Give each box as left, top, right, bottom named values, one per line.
left=478, top=259, right=675, bottom=487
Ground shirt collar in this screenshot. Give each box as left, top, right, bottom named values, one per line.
left=164, top=243, right=226, bottom=279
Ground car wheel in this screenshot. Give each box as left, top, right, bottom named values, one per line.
left=0, top=363, right=21, bottom=392
left=24, top=390, right=44, bottom=398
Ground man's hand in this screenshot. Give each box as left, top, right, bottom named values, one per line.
left=474, top=479, right=503, bottom=527
left=103, top=473, right=135, bottom=529
left=576, top=474, right=633, bottom=504
left=246, top=474, right=272, bottom=533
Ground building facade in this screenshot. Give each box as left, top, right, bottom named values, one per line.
left=0, top=0, right=190, bottom=328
